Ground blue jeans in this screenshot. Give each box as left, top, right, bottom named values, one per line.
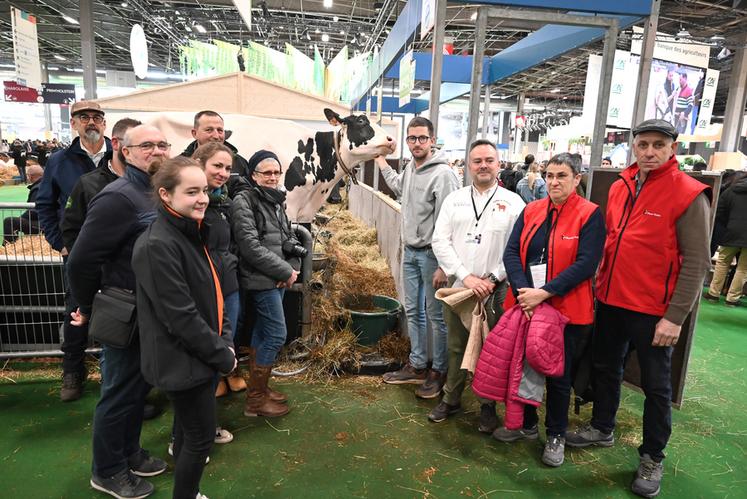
left=248, top=288, right=287, bottom=366
left=402, top=246, right=448, bottom=372
left=223, top=290, right=240, bottom=346
left=92, top=343, right=151, bottom=478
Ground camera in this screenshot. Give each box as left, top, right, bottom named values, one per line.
left=282, top=239, right=308, bottom=258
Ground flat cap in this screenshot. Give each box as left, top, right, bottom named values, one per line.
left=632, top=119, right=678, bottom=141
left=70, top=100, right=104, bottom=117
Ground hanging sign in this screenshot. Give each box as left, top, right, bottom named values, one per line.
left=693, top=68, right=720, bottom=135
left=232, top=0, right=252, bottom=31
left=399, top=50, right=415, bottom=107
left=3, top=81, right=76, bottom=104
left=420, top=0, right=436, bottom=40
left=631, top=26, right=710, bottom=69
left=11, top=7, right=43, bottom=90
left=130, top=24, right=149, bottom=79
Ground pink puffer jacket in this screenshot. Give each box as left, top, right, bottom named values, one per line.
left=472, top=303, right=568, bottom=430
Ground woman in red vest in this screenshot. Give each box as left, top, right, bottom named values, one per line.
left=496, top=153, right=606, bottom=468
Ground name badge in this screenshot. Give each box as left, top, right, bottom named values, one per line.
left=465, top=232, right=482, bottom=245
left=530, top=263, right=547, bottom=288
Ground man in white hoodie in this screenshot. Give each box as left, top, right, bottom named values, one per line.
left=377, top=117, right=460, bottom=399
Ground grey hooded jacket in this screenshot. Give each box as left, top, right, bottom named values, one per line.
left=380, top=150, right=459, bottom=248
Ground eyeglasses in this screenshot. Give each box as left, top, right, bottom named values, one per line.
left=127, top=142, right=172, bottom=152
left=76, top=114, right=105, bottom=124
left=254, top=170, right=282, bottom=178
left=406, top=135, right=431, bottom=144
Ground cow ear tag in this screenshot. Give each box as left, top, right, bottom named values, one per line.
left=324, top=108, right=343, bottom=126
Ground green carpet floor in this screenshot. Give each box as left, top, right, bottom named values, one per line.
left=0, top=184, right=31, bottom=241
left=1, top=297, right=745, bottom=498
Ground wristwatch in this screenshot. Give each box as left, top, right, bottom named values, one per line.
left=487, top=273, right=499, bottom=284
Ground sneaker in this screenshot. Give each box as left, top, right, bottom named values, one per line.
left=128, top=449, right=167, bottom=477
left=60, top=371, right=84, bottom=402
left=702, top=291, right=720, bottom=303
left=477, top=403, right=498, bottom=434
left=631, top=453, right=663, bottom=498
left=196, top=494, right=209, bottom=499
left=565, top=423, right=614, bottom=448
left=214, top=427, right=234, bottom=444
left=90, top=469, right=154, bottom=499
left=725, top=300, right=740, bottom=308
left=427, top=401, right=461, bottom=423
left=542, top=436, right=566, bottom=467
left=382, top=363, right=427, bottom=385
left=168, top=441, right=209, bottom=464
left=492, top=425, right=539, bottom=442
left=415, top=369, right=445, bottom=399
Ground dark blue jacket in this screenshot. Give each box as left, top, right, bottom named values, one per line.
left=35, top=136, right=111, bottom=251
left=68, top=165, right=156, bottom=316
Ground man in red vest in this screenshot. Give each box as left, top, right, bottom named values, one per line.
left=566, top=119, right=711, bottom=498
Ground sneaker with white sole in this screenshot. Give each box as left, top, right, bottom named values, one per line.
left=90, top=469, right=154, bottom=499
left=214, top=427, right=233, bottom=444
left=196, top=493, right=209, bottom=499
left=631, top=453, right=663, bottom=498
left=541, top=436, right=566, bottom=467
left=128, top=449, right=167, bottom=477
left=492, top=424, right=539, bottom=442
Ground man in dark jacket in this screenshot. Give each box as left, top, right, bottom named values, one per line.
left=180, top=110, right=250, bottom=196
left=2, top=165, right=43, bottom=244
left=68, top=124, right=170, bottom=498
left=35, top=100, right=111, bottom=401
left=61, top=118, right=141, bottom=250
left=704, top=175, right=747, bottom=306
left=10, top=139, right=28, bottom=183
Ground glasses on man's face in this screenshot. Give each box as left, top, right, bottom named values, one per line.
left=406, top=135, right=431, bottom=145
left=76, top=114, right=105, bottom=124
left=127, top=142, right=172, bottom=152
left=254, top=170, right=283, bottom=178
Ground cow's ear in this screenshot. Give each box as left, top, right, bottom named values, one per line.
left=324, top=108, right=344, bottom=126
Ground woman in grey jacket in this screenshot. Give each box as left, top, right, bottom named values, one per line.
left=231, top=150, right=300, bottom=418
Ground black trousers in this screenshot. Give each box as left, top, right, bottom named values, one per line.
left=590, top=301, right=673, bottom=461
left=61, top=256, right=89, bottom=373
left=167, top=380, right=216, bottom=499
left=523, top=324, right=592, bottom=436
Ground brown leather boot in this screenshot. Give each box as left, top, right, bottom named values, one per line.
left=246, top=347, right=287, bottom=403
left=244, top=365, right=290, bottom=418
left=215, top=377, right=229, bottom=398
left=226, top=367, right=247, bottom=392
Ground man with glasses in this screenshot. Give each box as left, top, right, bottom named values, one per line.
left=181, top=110, right=250, bottom=196
left=68, top=124, right=171, bottom=499
left=376, top=117, right=460, bottom=399
left=36, top=100, right=112, bottom=402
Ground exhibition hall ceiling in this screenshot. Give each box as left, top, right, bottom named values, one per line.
left=0, top=0, right=744, bottom=114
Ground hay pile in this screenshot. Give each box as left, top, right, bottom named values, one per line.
left=0, top=165, right=19, bottom=180
left=278, top=204, right=409, bottom=381
left=0, top=234, right=61, bottom=258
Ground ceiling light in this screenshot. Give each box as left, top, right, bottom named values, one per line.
left=470, top=12, right=477, bottom=21
left=175, top=10, right=180, bottom=15
left=185, top=26, right=192, bottom=32
left=121, top=2, right=128, bottom=7
left=62, top=15, right=79, bottom=25
left=323, top=0, right=333, bottom=8
left=195, top=24, right=207, bottom=33
left=676, top=27, right=691, bottom=38
left=710, top=34, right=725, bottom=41
left=315, top=28, right=320, bottom=34
left=551, top=88, right=561, bottom=93
left=333, top=16, right=339, bottom=22
left=54, top=54, right=66, bottom=61
left=47, top=66, right=59, bottom=70
left=322, top=33, right=329, bottom=42
left=339, top=30, right=344, bottom=35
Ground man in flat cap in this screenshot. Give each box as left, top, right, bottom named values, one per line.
left=36, top=100, right=110, bottom=401
left=566, top=119, right=711, bottom=498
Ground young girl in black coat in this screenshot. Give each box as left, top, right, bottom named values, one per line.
left=132, top=156, right=236, bottom=499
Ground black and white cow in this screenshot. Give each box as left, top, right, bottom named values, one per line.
left=281, top=109, right=395, bottom=222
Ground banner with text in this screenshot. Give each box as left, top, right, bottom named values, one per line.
left=399, top=50, right=415, bottom=107
left=693, top=68, right=720, bottom=135
left=3, top=81, right=76, bottom=104
left=631, top=26, right=710, bottom=68
left=11, top=7, right=42, bottom=90
left=421, top=0, right=436, bottom=40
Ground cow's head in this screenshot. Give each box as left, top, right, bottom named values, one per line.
left=324, top=108, right=395, bottom=166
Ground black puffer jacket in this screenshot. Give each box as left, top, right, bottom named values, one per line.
left=231, top=186, right=300, bottom=291
left=133, top=205, right=235, bottom=391
left=204, top=187, right=239, bottom=295
left=715, top=177, right=747, bottom=248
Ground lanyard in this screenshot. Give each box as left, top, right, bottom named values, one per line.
left=539, top=205, right=560, bottom=264
left=470, top=186, right=498, bottom=228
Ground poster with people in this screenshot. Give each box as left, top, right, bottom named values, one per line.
left=645, top=59, right=705, bottom=136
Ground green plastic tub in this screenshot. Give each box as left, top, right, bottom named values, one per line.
left=344, top=294, right=401, bottom=346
